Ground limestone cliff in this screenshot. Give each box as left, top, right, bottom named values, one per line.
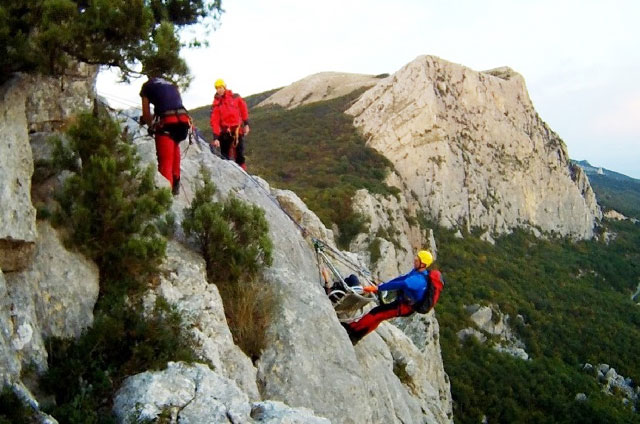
left=346, top=55, right=602, bottom=239
left=258, top=72, right=380, bottom=109
left=0, top=67, right=453, bottom=423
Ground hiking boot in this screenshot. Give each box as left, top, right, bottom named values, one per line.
left=172, top=177, right=180, bottom=196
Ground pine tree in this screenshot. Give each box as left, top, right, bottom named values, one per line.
left=0, top=0, right=222, bottom=85
left=52, top=109, right=172, bottom=294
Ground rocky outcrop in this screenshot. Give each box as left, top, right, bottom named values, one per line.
left=145, top=241, right=260, bottom=400
left=113, top=361, right=253, bottom=423
left=258, top=72, right=380, bottom=109
left=113, top=362, right=332, bottom=423
left=0, top=269, right=21, bottom=385
left=272, top=188, right=337, bottom=246
left=347, top=55, right=602, bottom=239
left=0, top=68, right=453, bottom=423
left=128, top=131, right=453, bottom=423
left=0, top=64, right=96, bottom=272
left=349, top=184, right=437, bottom=280
left=583, top=363, right=639, bottom=410
left=0, top=76, right=38, bottom=271
left=458, top=304, right=529, bottom=360
left=3, top=221, right=99, bottom=377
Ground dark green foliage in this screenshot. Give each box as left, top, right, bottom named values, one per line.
left=572, top=160, right=640, bottom=219
left=0, top=386, right=36, bottom=424
left=51, top=110, right=171, bottom=294
left=41, top=108, right=198, bottom=422
left=590, top=174, right=640, bottom=219
left=41, top=297, right=196, bottom=423
left=182, top=168, right=275, bottom=360
left=182, top=168, right=273, bottom=283
left=434, top=219, right=640, bottom=423
left=191, top=89, right=398, bottom=249
left=0, top=0, right=222, bottom=85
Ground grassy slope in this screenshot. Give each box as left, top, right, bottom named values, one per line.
left=191, top=89, right=398, bottom=247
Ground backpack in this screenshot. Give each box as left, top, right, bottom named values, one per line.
left=413, top=270, right=444, bottom=314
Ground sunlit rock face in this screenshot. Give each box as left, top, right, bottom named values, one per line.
left=347, top=55, right=601, bottom=239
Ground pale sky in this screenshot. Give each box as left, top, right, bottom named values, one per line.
left=97, top=0, right=640, bottom=178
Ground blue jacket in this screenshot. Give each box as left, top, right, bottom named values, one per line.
left=378, top=269, right=429, bottom=304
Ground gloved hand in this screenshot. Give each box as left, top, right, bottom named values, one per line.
left=147, top=126, right=155, bottom=137
left=363, top=285, right=378, bottom=293
left=212, top=139, right=220, bottom=148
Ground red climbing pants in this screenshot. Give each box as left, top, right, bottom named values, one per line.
left=155, top=133, right=181, bottom=188
left=345, top=300, right=414, bottom=344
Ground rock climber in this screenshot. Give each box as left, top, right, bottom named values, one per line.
left=342, top=250, right=444, bottom=345
left=209, top=79, right=250, bottom=170
left=140, top=74, right=191, bottom=196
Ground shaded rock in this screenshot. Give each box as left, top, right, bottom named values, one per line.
left=4, top=221, right=99, bottom=375
left=0, top=76, right=37, bottom=271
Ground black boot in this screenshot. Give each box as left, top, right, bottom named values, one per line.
left=172, top=176, right=180, bottom=196
left=341, top=322, right=365, bottom=345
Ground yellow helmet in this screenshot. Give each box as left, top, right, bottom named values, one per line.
left=214, top=78, right=226, bottom=88
left=417, top=250, right=433, bottom=267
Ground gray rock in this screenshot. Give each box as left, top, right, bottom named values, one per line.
left=4, top=221, right=99, bottom=374
left=0, top=63, right=96, bottom=272
left=457, top=328, right=487, bottom=344
left=258, top=72, right=380, bottom=109
left=0, top=76, right=37, bottom=271
left=0, top=269, right=21, bottom=385
left=575, top=393, right=587, bottom=402
left=347, top=55, right=601, bottom=239
left=113, top=361, right=251, bottom=424
left=145, top=241, right=259, bottom=400
left=250, top=401, right=330, bottom=423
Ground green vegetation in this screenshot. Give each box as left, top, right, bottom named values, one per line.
left=51, top=110, right=171, bottom=296
left=572, top=160, right=640, bottom=219
left=0, top=387, right=36, bottom=424
left=0, top=0, right=222, bottom=85
left=41, top=298, right=196, bottom=423
left=40, top=110, right=196, bottom=423
left=191, top=89, right=399, bottom=248
left=432, top=217, right=640, bottom=423
left=590, top=174, right=640, bottom=219
left=182, top=168, right=275, bottom=361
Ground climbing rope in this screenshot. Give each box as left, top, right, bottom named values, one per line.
left=99, top=96, right=380, bottom=312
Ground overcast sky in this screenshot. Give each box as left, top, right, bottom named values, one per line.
left=97, top=0, right=640, bottom=178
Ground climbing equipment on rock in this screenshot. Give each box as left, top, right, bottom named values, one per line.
left=313, top=238, right=380, bottom=320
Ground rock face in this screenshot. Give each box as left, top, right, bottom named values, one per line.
left=134, top=135, right=452, bottom=423
left=458, top=304, right=529, bottom=361
left=113, top=361, right=253, bottom=423
left=349, top=185, right=437, bottom=280
left=145, top=241, right=260, bottom=400
left=347, top=55, right=602, bottom=239
left=113, top=362, right=332, bottom=423
left=0, top=65, right=452, bottom=423
left=0, top=64, right=96, bottom=272
left=0, top=76, right=38, bottom=271
left=2, top=221, right=99, bottom=382
left=258, top=72, right=381, bottom=109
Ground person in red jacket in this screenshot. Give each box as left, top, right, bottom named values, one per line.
left=342, top=250, right=444, bottom=345
left=140, top=74, right=191, bottom=196
left=210, top=79, right=250, bottom=170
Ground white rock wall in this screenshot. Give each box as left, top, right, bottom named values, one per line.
left=347, top=55, right=601, bottom=239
